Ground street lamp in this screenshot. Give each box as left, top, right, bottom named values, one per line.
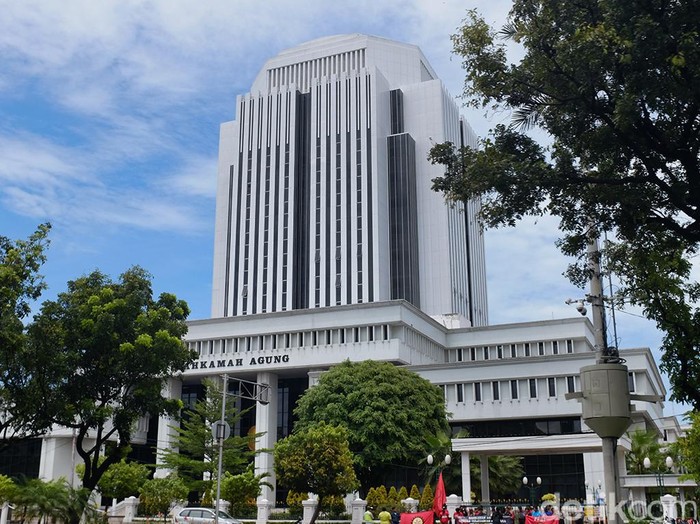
left=643, top=456, right=674, bottom=501
left=427, top=454, right=452, bottom=467
left=522, top=476, right=542, bottom=507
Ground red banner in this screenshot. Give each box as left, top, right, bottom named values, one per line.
left=400, top=511, right=435, bottom=524
left=525, top=515, right=559, bottom=524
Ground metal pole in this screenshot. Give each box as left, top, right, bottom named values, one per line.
left=215, top=374, right=228, bottom=524
left=586, top=233, right=608, bottom=364
left=587, top=231, right=623, bottom=524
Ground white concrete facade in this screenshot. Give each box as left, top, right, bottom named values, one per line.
left=176, top=300, right=669, bottom=505
left=210, top=34, right=488, bottom=326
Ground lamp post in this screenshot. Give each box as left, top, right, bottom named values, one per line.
left=643, top=456, right=674, bottom=501
left=427, top=453, right=452, bottom=481
left=426, top=453, right=452, bottom=469
left=522, top=476, right=541, bottom=507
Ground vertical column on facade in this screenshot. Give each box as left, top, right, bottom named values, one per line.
left=461, top=451, right=472, bottom=503
left=154, top=377, right=183, bottom=478
left=480, top=455, right=490, bottom=504
left=255, top=372, right=279, bottom=505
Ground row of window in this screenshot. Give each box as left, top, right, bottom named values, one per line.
left=454, top=339, right=575, bottom=362
left=443, top=376, right=578, bottom=403
left=443, top=372, right=638, bottom=403
left=190, top=324, right=392, bottom=356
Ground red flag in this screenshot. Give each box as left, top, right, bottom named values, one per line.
left=433, top=471, right=447, bottom=518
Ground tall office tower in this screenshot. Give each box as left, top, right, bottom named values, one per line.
left=212, top=34, right=488, bottom=326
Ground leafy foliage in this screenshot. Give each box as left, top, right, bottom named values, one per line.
left=430, top=0, right=700, bottom=407
left=25, top=266, right=193, bottom=523
left=285, top=490, right=307, bottom=518
left=158, top=378, right=256, bottom=501
left=294, top=360, right=450, bottom=491
left=138, top=475, right=188, bottom=520
left=673, top=411, right=700, bottom=483
left=97, top=459, right=150, bottom=501
left=419, top=484, right=433, bottom=511
left=274, top=422, right=359, bottom=524
left=8, top=477, right=88, bottom=524
left=467, top=455, right=524, bottom=500
left=0, top=223, right=52, bottom=443
left=626, top=430, right=663, bottom=475
left=220, top=465, right=272, bottom=517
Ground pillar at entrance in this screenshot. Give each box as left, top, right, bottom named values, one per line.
left=461, top=452, right=472, bottom=503
left=480, top=455, right=490, bottom=504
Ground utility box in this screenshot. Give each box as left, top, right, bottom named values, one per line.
left=579, top=363, right=632, bottom=438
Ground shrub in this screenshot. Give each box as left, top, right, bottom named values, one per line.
left=419, top=484, right=433, bottom=511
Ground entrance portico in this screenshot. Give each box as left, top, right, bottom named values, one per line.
left=452, top=433, right=631, bottom=504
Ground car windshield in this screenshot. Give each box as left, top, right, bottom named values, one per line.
left=217, top=511, right=233, bottom=519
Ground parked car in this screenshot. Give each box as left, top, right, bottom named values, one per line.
left=173, top=508, right=242, bottom=524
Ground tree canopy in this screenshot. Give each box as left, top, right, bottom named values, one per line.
left=429, top=0, right=700, bottom=407
left=274, top=422, right=358, bottom=524
left=293, top=360, right=450, bottom=492
left=25, top=266, right=193, bottom=523
left=0, top=223, right=52, bottom=443
left=673, top=412, right=700, bottom=483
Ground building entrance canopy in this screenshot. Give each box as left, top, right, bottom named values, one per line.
left=452, top=433, right=631, bottom=456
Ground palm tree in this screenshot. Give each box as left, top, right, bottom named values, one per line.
left=626, top=430, right=662, bottom=474
left=469, top=456, right=524, bottom=500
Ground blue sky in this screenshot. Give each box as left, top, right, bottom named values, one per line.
left=0, top=1, right=686, bottom=419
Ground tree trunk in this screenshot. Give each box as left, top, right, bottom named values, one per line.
left=308, top=496, right=323, bottom=524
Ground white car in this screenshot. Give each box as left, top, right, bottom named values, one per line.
left=173, top=508, right=242, bottom=524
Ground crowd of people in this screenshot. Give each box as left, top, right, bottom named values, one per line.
left=441, top=504, right=558, bottom=524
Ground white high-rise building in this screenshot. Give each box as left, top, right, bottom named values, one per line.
left=211, top=34, right=488, bottom=326
left=26, top=34, right=677, bottom=513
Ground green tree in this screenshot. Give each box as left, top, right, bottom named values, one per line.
left=220, top=466, right=272, bottom=518
left=397, top=486, right=408, bottom=504
left=0, top=223, right=52, bottom=444
left=626, top=430, right=663, bottom=475
left=429, top=0, right=700, bottom=408
left=387, top=486, right=399, bottom=509
left=409, top=485, right=420, bottom=501
left=139, top=475, right=189, bottom=522
left=274, top=423, right=359, bottom=524
left=0, top=475, right=15, bottom=503
left=98, top=459, right=150, bottom=502
left=294, top=360, right=449, bottom=492
left=25, top=266, right=193, bottom=524
left=672, top=412, right=700, bottom=483
left=375, top=486, right=388, bottom=509
left=419, top=484, right=433, bottom=511
left=158, top=378, right=256, bottom=500
left=366, top=487, right=379, bottom=509
left=9, top=477, right=84, bottom=524
left=469, top=456, right=524, bottom=500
